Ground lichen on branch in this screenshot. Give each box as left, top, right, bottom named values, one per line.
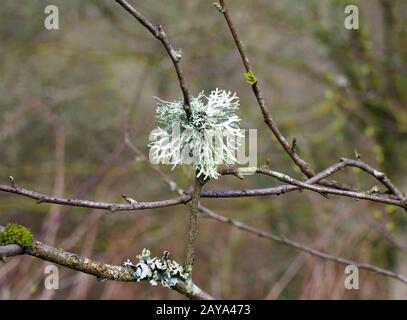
left=149, top=88, right=243, bottom=179
left=123, top=249, right=189, bottom=288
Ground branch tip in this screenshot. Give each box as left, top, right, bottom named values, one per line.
left=213, top=2, right=225, bottom=13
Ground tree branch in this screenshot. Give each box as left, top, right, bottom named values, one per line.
left=216, top=0, right=357, bottom=193
left=216, top=159, right=406, bottom=210
left=217, top=0, right=315, bottom=178
left=199, top=206, right=407, bottom=285
left=0, top=225, right=214, bottom=300
left=0, top=184, right=191, bottom=212
left=339, top=158, right=405, bottom=199
left=0, top=244, right=24, bottom=259
left=202, top=182, right=405, bottom=208
left=184, top=177, right=204, bottom=277
left=253, top=167, right=405, bottom=208
left=2, top=155, right=405, bottom=215
left=115, top=0, right=192, bottom=118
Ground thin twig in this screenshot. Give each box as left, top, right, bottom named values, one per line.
left=216, top=0, right=357, bottom=192
left=217, top=160, right=406, bottom=210
left=115, top=0, right=192, bottom=118
left=0, top=184, right=191, bottom=212
left=199, top=206, right=407, bottom=285
left=2, top=156, right=405, bottom=213
left=217, top=0, right=315, bottom=178
left=121, top=143, right=407, bottom=294
left=340, top=158, right=405, bottom=199
left=254, top=166, right=406, bottom=209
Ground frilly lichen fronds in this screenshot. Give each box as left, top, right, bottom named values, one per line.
left=0, top=223, right=33, bottom=248
left=149, top=88, right=243, bottom=179
left=123, top=249, right=188, bottom=288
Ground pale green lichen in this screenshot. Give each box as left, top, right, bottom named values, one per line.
left=271, top=171, right=286, bottom=180
left=366, top=185, right=380, bottom=195
left=123, top=249, right=188, bottom=288
left=149, top=88, right=243, bottom=179
left=0, top=223, right=33, bottom=248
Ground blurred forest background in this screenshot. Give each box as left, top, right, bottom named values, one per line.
left=0, top=0, right=406, bottom=299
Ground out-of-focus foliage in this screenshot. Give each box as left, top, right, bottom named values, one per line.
left=0, top=0, right=406, bottom=299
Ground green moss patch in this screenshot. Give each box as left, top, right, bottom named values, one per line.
left=0, top=223, right=33, bottom=248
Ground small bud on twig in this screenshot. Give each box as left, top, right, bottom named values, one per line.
left=9, top=176, right=16, bottom=188
left=367, top=185, right=380, bottom=195
left=122, top=195, right=138, bottom=204
left=291, top=137, right=297, bottom=153
left=245, top=71, right=257, bottom=84
left=213, top=2, right=225, bottom=13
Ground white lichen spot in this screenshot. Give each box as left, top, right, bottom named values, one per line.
left=123, top=249, right=188, bottom=288
left=149, top=88, right=243, bottom=179
left=373, top=170, right=385, bottom=179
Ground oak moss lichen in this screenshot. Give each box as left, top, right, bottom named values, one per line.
left=123, top=249, right=188, bottom=288
left=149, top=88, right=243, bottom=180
left=0, top=223, right=33, bottom=248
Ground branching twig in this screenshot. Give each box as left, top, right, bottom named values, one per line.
left=216, top=0, right=315, bottom=178
left=1, top=2, right=405, bottom=300
left=217, top=159, right=406, bottom=210
left=199, top=206, right=407, bottom=285
left=115, top=0, right=192, bottom=118
left=216, top=1, right=357, bottom=193
left=203, top=183, right=404, bottom=208
left=253, top=167, right=405, bottom=209
left=120, top=138, right=407, bottom=296
left=2, top=155, right=405, bottom=214
left=339, top=158, right=405, bottom=200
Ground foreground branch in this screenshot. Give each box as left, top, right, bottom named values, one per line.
left=0, top=225, right=214, bottom=300
left=1, top=155, right=405, bottom=214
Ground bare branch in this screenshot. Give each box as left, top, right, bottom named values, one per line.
left=121, top=139, right=407, bottom=292
left=217, top=159, right=406, bottom=210
left=2, top=155, right=405, bottom=215
left=216, top=0, right=315, bottom=178
left=254, top=167, right=405, bottom=209
left=216, top=0, right=358, bottom=193
left=199, top=206, right=407, bottom=285
left=0, top=244, right=24, bottom=259
left=339, top=158, right=405, bottom=199
left=204, top=178, right=405, bottom=209
left=0, top=184, right=191, bottom=212
left=115, top=0, right=192, bottom=118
